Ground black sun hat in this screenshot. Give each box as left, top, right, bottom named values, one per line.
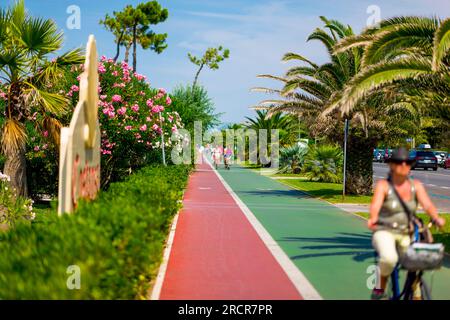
left=387, top=147, right=415, bottom=164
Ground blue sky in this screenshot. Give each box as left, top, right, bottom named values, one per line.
left=1, top=0, right=449, bottom=125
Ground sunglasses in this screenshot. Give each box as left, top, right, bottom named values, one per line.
left=391, top=160, right=413, bottom=165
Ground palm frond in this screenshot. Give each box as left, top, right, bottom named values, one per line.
left=433, top=18, right=450, bottom=71
left=1, top=118, right=27, bottom=154
left=281, top=52, right=318, bottom=69
left=335, top=57, right=432, bottom=115
left=256, top=74, right=287, bottom=83
left=23, top=81, right=69, bottom=115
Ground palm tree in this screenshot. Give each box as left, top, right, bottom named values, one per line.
left=0, top=0, right=84, bottom=196
left=329, top=16, right=450, bottom=146
left=253, top=17, right=384, bottom=194
left=245, top=110, right=300, bottom=147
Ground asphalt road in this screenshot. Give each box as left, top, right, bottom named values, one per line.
left=373, top=162, right=450, bottom=212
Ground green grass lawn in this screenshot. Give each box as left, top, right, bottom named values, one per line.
left=271, top=173, right=309, bottom=178
left=355, top=212, right=450, bottom=254
left=279, top=179, right=373, bottom=204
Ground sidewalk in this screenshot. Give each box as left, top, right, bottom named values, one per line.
left=157, top=161, right=302, bottom=300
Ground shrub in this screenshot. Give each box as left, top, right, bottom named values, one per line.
left=170, top=84, right=221, bottom=134
left=278, top=144, right=308, bottom=174
left=0, top=172, right=35, bottom=229
left=63, top=58, right=187, bottom=187
left=303, top=144, right=343, bottom=183
left=0, top=164, right=191, bottom=299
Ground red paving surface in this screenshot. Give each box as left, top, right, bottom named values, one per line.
left=159, top=161, right=302, bottom=300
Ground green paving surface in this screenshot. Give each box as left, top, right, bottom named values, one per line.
left=217, top=165, right=450, bottom=300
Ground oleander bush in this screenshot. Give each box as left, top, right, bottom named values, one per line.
left=0, top=164, right=191, bottom=299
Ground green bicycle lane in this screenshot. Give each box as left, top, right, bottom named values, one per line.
left=217, top=165, right=450, bottom=300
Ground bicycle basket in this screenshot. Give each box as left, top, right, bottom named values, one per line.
left=400, top=243, right=445, bottom=271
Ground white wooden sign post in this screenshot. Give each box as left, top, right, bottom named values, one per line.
left=58, top=35, right=101, bottom=215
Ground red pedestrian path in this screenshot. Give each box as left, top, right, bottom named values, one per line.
left=159, top=161, right=302, bottom=300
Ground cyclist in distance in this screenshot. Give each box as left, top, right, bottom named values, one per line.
left=368, top=147, right=445, bottom=299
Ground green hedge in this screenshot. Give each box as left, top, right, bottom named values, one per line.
left=0, top=164, right=191, bottom=299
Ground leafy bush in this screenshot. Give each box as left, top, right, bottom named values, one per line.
left=63, top=58, right=186, bottom=187
left=303, top=144, right=343, bottom=183
left=0, top=172, right=35, bottom=229
left=278, top=144, right=308, bottom=174
left=170, top=84, right=221, bottom=133
left=0, top=164, right=191, bottom=299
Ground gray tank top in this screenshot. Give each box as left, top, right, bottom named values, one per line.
left=377, top=178, right=417, bottom=232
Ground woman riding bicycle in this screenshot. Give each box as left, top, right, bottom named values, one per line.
left=223, top=145, right=233, bottom=169
left=368, top=147, right=445, bottom=300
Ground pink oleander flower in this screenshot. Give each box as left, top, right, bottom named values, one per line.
left=139, top=91, right=146, bottom=96
left=71, top=85, right=79, bottom=92
left=131, top=104, right=139, bottom=112
left=125, top=125, right=132, bottom=131
left=112, top=95, right=122, bottom=103
left=152, top=124, right=159, bottom=131
left=101, top=149, right=112, bottom=155
left=146, top=116, right=152, bottom=122
left=166, top=96, right=172, bottom=105
left=172, top=125, right=178, bottom=133
left=100, top=95, right=107, bottom=100
left=134, top=73, right=145, bottom=81
left=108, top=111, right=116, bottom=119
left=103, top=108, right=110, bottom=115
left=67, top=91, right=73, bottom=97
left=135, top=133, right=142, bottom=139
left=158, top=88, right=167, bottom=95
left=42, top=144, right=48, bottom=150
left=168, top=115, right=174, bottom=123
left=112, top=70, right=119, bottom=77
left=100, top=55, right=107, bottom=62
left=118, top=107, right=127, bottom=115
left=98, top=63, right=106, bottom=74
left=43, top=131, right=49, bottom=137
left=76, top=76, right=81, bottom=81
left=140, top=124, right=147, bottom=132
left=146, top=99, right=153, bottom=107
left=34, top=146, right=40, bottom=152
left=151, top=105, right=164, bottom=113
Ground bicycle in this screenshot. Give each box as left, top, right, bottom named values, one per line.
left=374, top=219, right=439, bottom=300
left=224, top=155, right=231, bottom=170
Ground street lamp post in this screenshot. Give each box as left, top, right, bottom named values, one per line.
left=342, top=118, right=349, bottom=199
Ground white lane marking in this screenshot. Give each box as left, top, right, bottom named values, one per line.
left=426, top=184, right=436, bottom=187
left=199, top=187, right=211, bottom=190
left=206, top=158, right=322, bottom=300
left=442, top=186, right=450, bottom=190
left=150, top=213, right=180, bottom=300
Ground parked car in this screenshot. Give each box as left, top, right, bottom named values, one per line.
left=433, top=151, right=448, bottom=166
left=373, top=149, right=383, bottom=162
left=383, top=149, right=393, bottom=163
left=409, top=150, right=438, bottom=171
left=444, top=156, right=450, bottom=169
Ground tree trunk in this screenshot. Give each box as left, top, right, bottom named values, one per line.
left=124, top=43, right=131, bottom=63
left=132, top=24, right=137, bottom=72
left=345, top=132, right=376, bottom=195
left=4, top=147, right=28, bottom=197
left=113, top=30, right=124, bottom=63
left=192, top=63, right=204, bottom=91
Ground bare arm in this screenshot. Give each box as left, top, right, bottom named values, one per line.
left=414, top=180, right=445, bottom=228
left=368, top=180, right=387, bottom=230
